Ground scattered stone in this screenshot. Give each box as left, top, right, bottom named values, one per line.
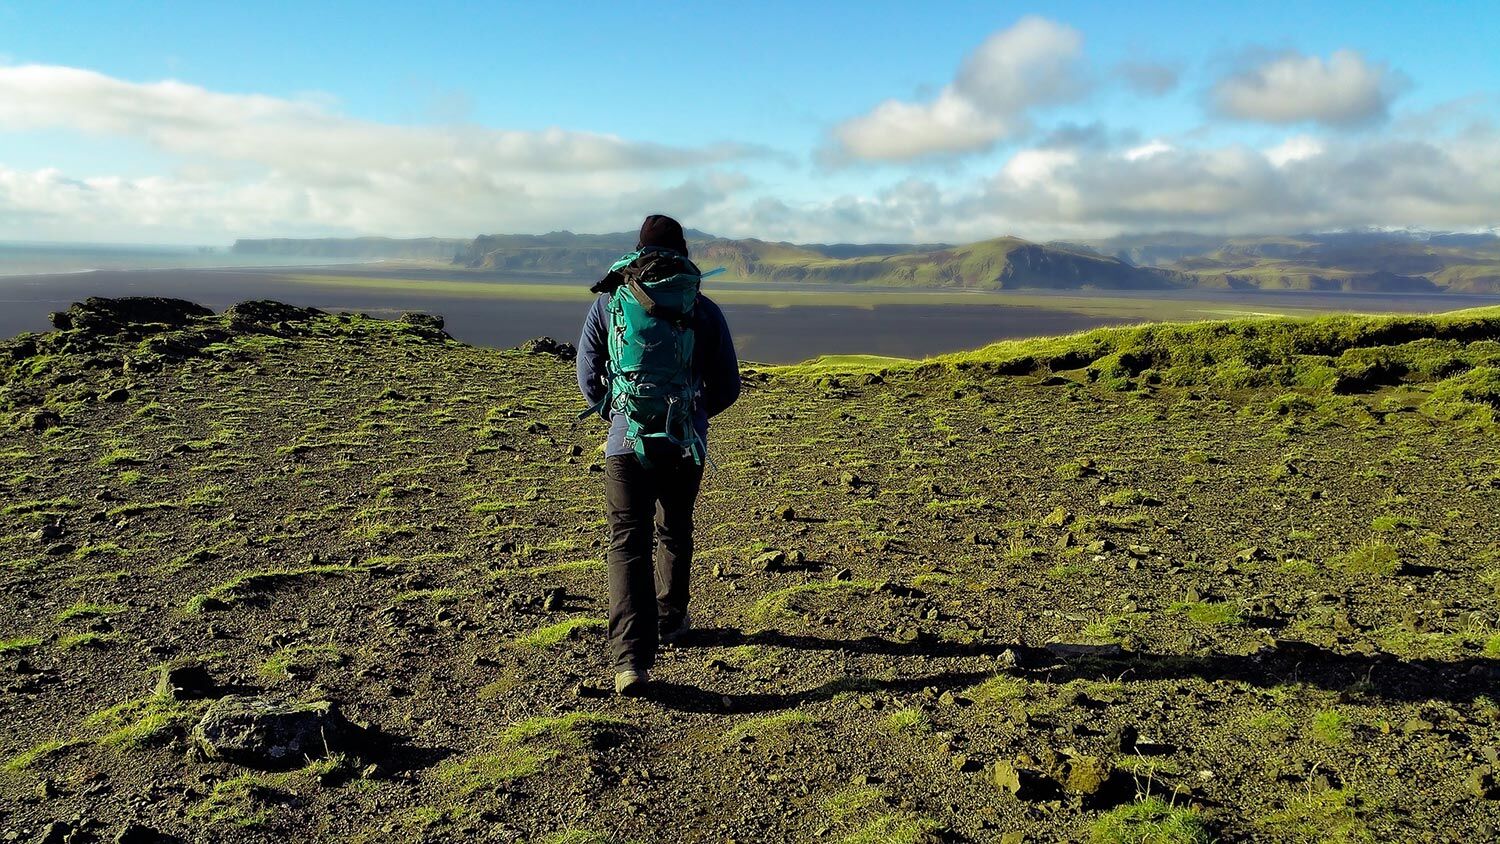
left=44, top=543, right=75, bottom=557
left=777, top=505, right=797, bottom=521
left=113, top=825, right=160, bottom=844
left=51, top=296, right=212, bottom=335
left=1084, top=539, right=1114, bottom=554
left=1045, top=641, right=1124, bottom=658
left=156, top=663, right=217, bottom=701
left=516, top=336, right=576, bottom=359
left=992, top=760, right=1050, bottom=801
left=542, top=588, right=565, bottom=611
left=752, top=550, right=787, bottom=571
left=951, top=754, right=982, bottom=773
left=223, top=300, right=325, bottom=329
left=1041, top=507, right=1072, bottom=527
left=1060, top=754, right=1110, bottom=795
left=101, top=388, right=130, bottom=403
left=1472, top=765, right=1500, bottom=800
left=832, top=568, right=852, bottom=581
left=28, top=410, right=63, bottom=431
left=191, top=696, right=370, bottom=769
left=33, top=822, right=70, bottom=844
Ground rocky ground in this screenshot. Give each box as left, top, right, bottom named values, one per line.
left=0, top=297, right=1497, bottom=843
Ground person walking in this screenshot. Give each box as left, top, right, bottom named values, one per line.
left=577, top=214, right=740, bottom=696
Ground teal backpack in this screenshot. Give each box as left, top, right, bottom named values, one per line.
left=579, top=249, right=724, bottom=466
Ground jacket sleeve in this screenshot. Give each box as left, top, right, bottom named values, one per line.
left=698, top=297, right=741, bottom=419
left=577, top=295, right=610, bottom=418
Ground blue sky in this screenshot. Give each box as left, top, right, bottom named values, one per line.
left=0, top=1, right=1496, bottom=243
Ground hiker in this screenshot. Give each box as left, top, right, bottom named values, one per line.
left=577, top=214, right=740, bottom=696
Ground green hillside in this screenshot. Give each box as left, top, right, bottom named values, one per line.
left=1, top=298, right=1498, bottom=842
left=693, top=235, right=1181, bottom=289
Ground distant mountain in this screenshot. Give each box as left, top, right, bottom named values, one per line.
left=233, top=228, right=1500, bottom=293
left=231, top=237, right=469, bottom=260
left=689, top=235, right=1180, bottom=289
left=1071, top=230, right=1500, bottom=293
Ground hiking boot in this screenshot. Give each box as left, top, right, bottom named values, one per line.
left=660, top=612, right=692, bottom=645
left=614, top=669, right=650, bottom=697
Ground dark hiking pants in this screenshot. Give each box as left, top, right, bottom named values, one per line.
left=604, top=450, right=704, bottom=672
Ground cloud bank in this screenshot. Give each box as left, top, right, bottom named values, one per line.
left=828, top=17, right=1086, bottom=162
left=0, top=22, right=1496, bottom=244
left=1212, top=49, right=1404, bottom=127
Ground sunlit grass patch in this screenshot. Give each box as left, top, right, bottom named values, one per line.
left=489, top=559, right=602, bottom=579
left=1169, top=600, right=1242, bottom=627
left=1089, top=797, right=1213, bottom=844
left=0, top=635, right=43, bottom=654
left=722, top=711, right=815, bottom=747
left=1328, top=543, right=1399, bottom=577
left=879, top=707, right=930, bottom=735
left=54, top=601, right=127, bottom=623
left=841, top=813, right=945, bottom=844
left=184, top=561, right=378, bottom=613
left=746, top=579, right=878, bottom=624
left=434, top=713, right=625, bottom=796
left=507, top=618, right=605, bottom=649
left=259, top=644, right=348, bottom=680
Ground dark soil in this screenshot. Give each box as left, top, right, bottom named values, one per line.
left=0, top=298, right=1497, bottom=843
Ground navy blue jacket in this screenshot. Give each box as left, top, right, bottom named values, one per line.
left=577, top=291, right=740, bottom=458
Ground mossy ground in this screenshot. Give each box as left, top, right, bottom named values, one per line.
left=0, top=301, right=1497, bottom=841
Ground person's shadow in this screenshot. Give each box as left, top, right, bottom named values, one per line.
left=642, top=626, right=1500, bottom=714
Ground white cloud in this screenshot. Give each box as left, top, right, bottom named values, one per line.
left=0, top=64, right=769, bottom=239
left=829, top=16, right=1085, bottom=162
left=1213, top=49, right=1402, bottom=126
left=1124, top=139, right=1173, bottom=161
left=0, top=65, right=764, bottom=173
left=701, top=122, right=1500, bottom=243
left=1264, top=135, right=1324, bottom=167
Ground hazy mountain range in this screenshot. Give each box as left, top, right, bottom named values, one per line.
left=232, top=229, right=1500, bottom=293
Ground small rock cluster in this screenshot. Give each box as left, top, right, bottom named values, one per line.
left=516, top=336, right=577, bottom=359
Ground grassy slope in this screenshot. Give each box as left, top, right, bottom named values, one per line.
left=1, top=301, right=1498, bottom=842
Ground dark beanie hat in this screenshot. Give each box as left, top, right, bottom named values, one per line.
left=637, top=214, right=688, bottom=255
